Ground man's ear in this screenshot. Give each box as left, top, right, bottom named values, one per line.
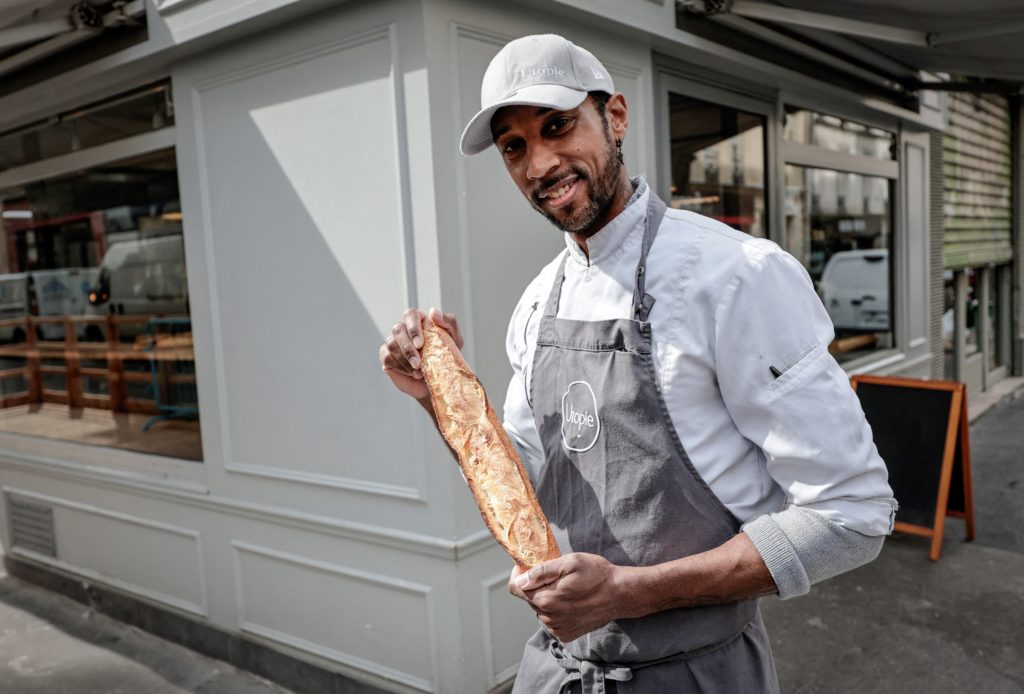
left=606, top=92, right=629, bottom=140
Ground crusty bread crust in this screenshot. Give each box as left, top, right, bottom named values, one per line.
left=420, top=323, right=560, bottom=570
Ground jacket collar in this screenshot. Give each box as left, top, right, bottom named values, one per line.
left=563, top=176, right=648, bottom=267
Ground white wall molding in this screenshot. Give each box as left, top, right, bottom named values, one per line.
left=220, top=462, right=424, bottom=501
left=156, top=0, right=205, bottom=16
left=185, top=20, right=431, bottom=503
left=0, top=453, right=492, bottom=560
left=0, top=431, right=208, bottom=495
left=479, top=569, right=520, bottom=690
left=447, top=21, right=514, bottom=370
left=3, top=486, right=208, bottom=617
left=231, top=540, right=438, bottom=692
left=192, top=25, right=393, bottom=94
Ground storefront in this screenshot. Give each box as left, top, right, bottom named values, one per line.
left=941, top=93, right=1016, bottom=396
left=0, top=1, right=1020, bottom=692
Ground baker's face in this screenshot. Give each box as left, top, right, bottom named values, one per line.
left=490, top=94, right=628, bottom=237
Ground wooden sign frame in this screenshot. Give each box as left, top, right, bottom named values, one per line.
left=850, top=375, right=975, bottom=561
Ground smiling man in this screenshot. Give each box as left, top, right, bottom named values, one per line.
left=380, top=34, right=896, bottom=693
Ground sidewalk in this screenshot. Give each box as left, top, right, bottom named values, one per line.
left=763, top=387, right=1024, bottom=693
left=0, top=552, right=295, bottom=694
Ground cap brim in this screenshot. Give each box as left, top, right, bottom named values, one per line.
left=459, top=84, right=588, bottom=156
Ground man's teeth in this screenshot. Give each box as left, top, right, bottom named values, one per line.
left=545, top=182, right=572, bottom=199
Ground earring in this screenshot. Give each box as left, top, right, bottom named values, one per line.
left=615, top=138, right=622, bottom=149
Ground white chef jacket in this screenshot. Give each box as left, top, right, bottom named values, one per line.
left=501, top=177, right=897, bottom=598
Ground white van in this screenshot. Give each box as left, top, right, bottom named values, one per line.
left=89, top=235, right=189, bottom=318
left=32, top=268, right=100, bottom=339
left=819, top=249, right=890, bottom=332
left=0, top=269, right=100, bottom=342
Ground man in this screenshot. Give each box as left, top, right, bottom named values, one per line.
left=380, top=34, right=896, bottom=693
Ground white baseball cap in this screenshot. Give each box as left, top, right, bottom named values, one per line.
left=460, top=34, right=615, bottom=156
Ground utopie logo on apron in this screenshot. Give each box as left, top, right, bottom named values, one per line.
left=560, top=380, right=601, bottom=452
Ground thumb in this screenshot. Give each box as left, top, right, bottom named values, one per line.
left=515, top=560, right=560, bottom=591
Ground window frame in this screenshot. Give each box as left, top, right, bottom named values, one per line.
left=0, top=93, right=207, bottom=492
left=656, top=72, right=779, bottom=239
left=656, top=70, right=921, bottom=373
left=0, top=128, right=175, bottom=191
left=780, top=102, right=904, bottom=372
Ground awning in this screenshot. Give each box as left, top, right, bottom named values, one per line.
left=682, top=1, right=1024, bottom=91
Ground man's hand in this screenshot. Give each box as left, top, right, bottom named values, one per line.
left=508, top=553, right=638, bottom=643
left=379, top=307, right=463, bottom=401
left=506, top=535, right=777, bottom=643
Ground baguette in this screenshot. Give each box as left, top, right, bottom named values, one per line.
left=420, top=322, right=560, bottom=570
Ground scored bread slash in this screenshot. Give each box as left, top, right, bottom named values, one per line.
left=419, top=322, right=560, bottom=570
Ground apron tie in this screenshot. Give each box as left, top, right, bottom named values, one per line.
left=541, top=621, right=753, bottom=693
left=548, top=639, right=633, bottom=694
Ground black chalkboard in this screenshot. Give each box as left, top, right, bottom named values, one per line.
left=851, top=375, right=974, bottom=561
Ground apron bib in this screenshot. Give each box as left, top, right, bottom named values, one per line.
left=512, top=191, right=778, bottom=694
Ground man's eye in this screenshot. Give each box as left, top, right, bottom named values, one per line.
left=503, top=140, right=524, bottom=156
left=546, top=118, right=571, bottom=133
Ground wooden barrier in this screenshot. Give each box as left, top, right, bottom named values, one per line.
left=0, top=314, right=193, bottom=417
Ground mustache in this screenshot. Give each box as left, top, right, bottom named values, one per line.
left=530, top=168, right=588, bottom=204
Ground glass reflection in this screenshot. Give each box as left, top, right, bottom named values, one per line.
left=785, top=165, right=893, bottom=362
left=0, top=83, right=173, bottom=171
left=0, top=148, right=201, bottom=461
left=669, top=93, right=767, bottom=237
left=784, top=107, right=895, bottom=160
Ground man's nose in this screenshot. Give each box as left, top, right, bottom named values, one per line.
left=526, top=142, right=559, bottom=181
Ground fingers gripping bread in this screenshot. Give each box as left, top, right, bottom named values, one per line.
left=420, top=323, right=560, bottom=569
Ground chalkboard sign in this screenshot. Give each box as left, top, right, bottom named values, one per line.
left=851, top=375, right=975, bottom=561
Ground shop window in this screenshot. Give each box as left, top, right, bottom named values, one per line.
left=943, top=267, right=982, bottom=383
left=784, top=165, right=894, bottom=363
left=0, top=147, right=200, bottom=461
left=943, top=265, right=1010, bottom=392
left=0, top=83, right=172, bottom=171
left=668, top=93, right=767, bottom=237
left=784, top=107, right=895, bottom=160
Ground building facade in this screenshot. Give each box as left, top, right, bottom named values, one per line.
left=940, top=93, right=1017, bottom=395
left=0, top=1, right=1020, bottom=692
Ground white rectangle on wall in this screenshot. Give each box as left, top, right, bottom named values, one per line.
left=191, top=26, right=430, bottom=500
left=481, top=570, right=537, bottom=688
left=904, top=140, right=929, bottom=352
left=232, top=541, right=437, bottom=692
left=4, top=488, right=206, bottom=616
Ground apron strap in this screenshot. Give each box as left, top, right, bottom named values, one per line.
left=543, top=252, right=571, bottom=319
left=631, top=192, right=667, bottom=322
left=545, top=621, right=750, bottom=694
left=542, top=187, right=669, bottom=321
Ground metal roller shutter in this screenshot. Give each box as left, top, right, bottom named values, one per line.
left=943, top=93, right=1013, bottom=268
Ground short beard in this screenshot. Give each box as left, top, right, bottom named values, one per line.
left=530, top=133, right=624, bottom=238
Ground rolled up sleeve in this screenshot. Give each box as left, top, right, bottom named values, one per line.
left=714, top=241, right=897, bottom=597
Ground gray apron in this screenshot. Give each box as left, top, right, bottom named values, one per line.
left=512, top=191, right=779, bottom=694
